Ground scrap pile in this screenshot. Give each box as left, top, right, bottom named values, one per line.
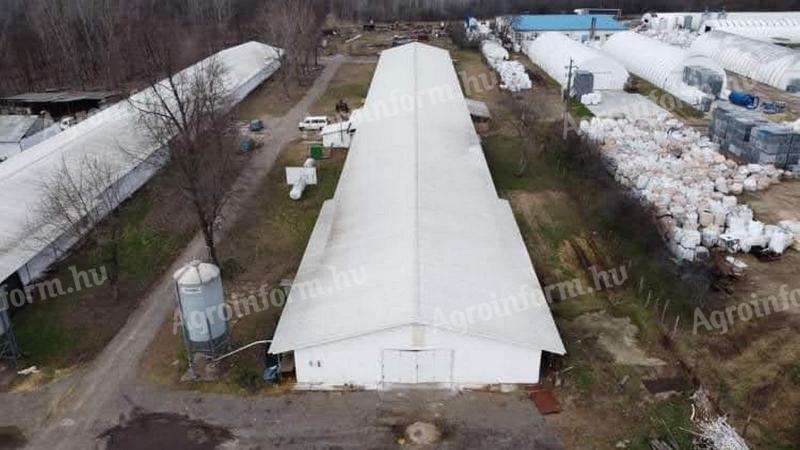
left=480, top=40, right=532, bottom=92
left=695, top=417, right=749, bottom=450
left=580, top=115, right=799, bottom=261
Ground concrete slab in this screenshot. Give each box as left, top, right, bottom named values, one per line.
left=587, top=90, right=669, bottom=119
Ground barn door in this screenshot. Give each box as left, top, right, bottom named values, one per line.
left=382, top=349, right=453, bottom=384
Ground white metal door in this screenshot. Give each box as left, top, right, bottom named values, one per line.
left=382, top=349, right=453, bottom=384
left=416, top=349, right=453, bottom=383
left=382, top=350, right=417, bottom=384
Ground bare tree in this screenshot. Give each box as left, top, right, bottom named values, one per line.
left=33, top=155, right=125, bottom=298
left=128, top=37, right=240, bottom=266
left=261, top=0, right=325, bottom=93
left=502, top=93, right=544, bottom=176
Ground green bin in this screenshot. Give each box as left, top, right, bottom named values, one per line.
left=309, top=143, right=323, bottom=160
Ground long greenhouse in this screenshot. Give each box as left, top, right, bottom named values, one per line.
left=691, top=31, right=800, bottom=91
left=523, top=32, right=629, bottom=91
left=602, top=32, right=727, bottom=106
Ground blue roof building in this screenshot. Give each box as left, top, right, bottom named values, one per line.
left=508, top=14, right=628, bottom=43
left=511, top=14, right=627, bottom=32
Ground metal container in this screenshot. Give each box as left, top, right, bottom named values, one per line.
left=728, top=90, right=760, bottom=109
left=173, top=260, right=227, bottom=345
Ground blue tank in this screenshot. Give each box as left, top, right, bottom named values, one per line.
left=728, top=91, right=760, bottom=109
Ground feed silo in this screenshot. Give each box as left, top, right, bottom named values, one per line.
left=173, top=260, right=228, bottom=356
left=524, top=32, right=629, bottom=91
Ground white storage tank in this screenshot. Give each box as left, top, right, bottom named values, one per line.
left=173, top=260, right=227, bottom=346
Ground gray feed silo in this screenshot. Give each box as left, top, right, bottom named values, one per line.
left=173, top=260, right=229, bottom=358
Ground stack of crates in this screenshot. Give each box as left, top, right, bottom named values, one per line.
left=571, top=70, right=594, bottom=99
left=726, top=112, right=768, bottom=158
left=683, top=65, right=724, bottom=97
left=709, top=104, right=733, bottom=149
left=749, top=124, right=798, bottom=167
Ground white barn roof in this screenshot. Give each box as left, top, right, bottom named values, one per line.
left=0, top=41, right=281, bottom=284
left=270, top=43, right=564, bottom=355
left=524, top=32, right=629, bottom=90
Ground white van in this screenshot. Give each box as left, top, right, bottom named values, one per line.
left=298, top=116, right=329, bottom=131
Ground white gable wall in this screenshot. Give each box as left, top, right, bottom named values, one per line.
left=294, top=325, right=543, bottom=390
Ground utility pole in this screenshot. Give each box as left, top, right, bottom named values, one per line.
left=563, top=58, right=576, bottom=140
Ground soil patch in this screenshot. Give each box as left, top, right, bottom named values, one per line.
left=99, top=412, right=233, bottom=450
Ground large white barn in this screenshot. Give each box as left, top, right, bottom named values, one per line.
left=0, top=42, right=281, bottom=287
left=270, top=43, right=565, bottom=390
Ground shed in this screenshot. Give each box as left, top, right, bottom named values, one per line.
left=524, top=32, right=629, bottom=91
left=1, top=91, right=122, bottom=118
left=269, top=43, right=565, bottom=390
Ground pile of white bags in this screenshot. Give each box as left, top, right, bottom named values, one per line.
left=580, top=114, right=794, bottom=261
left=581, top=92, right=603, bottom=105
left=639, top=28, right=698, bottom=48
left=480, top=40, right=532, bottom=92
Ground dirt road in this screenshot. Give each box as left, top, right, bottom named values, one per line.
left=19, top=56, right=343, bottom=450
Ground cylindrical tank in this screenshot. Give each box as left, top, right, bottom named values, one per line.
left=728, top=91, right=760, bottom=109
left=173, top=260, right=226, bottom=344
left=289, top=178, right=307, bottom=200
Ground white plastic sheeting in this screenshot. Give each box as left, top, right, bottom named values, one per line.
left=480, top=40, right=532, bottom=92
left=691, top=31, right=800, bottom=91
left=580, top=115, right=789, bottom=261
left=0, top=41, right=282, bottom=285
left=602, top=32, right=725, bottom=106
left=701, top=18, right=800, bottom=44
left=271, top=43, right=564, bottom=363
left=641, top=11, right=800, bottom=32
left=523, top=32, right=628, bottom=90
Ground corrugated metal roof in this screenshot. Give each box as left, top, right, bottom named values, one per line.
left=270, top=43, right=565, bottom=354
left=0, top=115, right=38, bottom=143
left=512, top=14, right=627, bottom=32
left=2, top=91, right=119, bottom=104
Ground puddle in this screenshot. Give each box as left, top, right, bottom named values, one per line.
left=99, top=412, right=233, bottom=450
left=0, top=426, right=27, bottom=450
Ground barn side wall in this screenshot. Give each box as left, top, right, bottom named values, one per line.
left=294, top=325, right=543, bottom=390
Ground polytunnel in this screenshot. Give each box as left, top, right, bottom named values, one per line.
left=523, top=32, right=629, bottom=90
left=700, top=18, right=800, bottom=44
left=691, top=31, right=800, bottom=91
left=602, top=32, right=726, bottom=106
